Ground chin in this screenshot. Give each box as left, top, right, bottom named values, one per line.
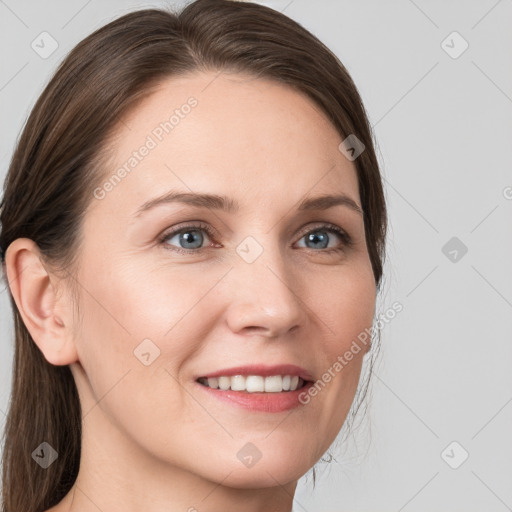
left=219, top=461, right=310, bottom=489
left=200, top=437, right=319, bottom=489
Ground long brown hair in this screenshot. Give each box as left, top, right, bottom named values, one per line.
left=0, top=1, right=387, bottom=509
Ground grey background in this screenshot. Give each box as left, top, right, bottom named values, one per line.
left=1, top=0, right=511, bottom=510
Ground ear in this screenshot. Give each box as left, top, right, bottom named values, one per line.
left=4, top=238, right=79, bottom=366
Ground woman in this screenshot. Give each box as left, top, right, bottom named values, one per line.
left=0, top=0, right=387, bottom=510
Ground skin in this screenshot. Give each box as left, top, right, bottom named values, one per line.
left=6, top=71, right=376, bottom=512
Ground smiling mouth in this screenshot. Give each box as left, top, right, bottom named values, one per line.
left=196, top=375, right=308, bottom=393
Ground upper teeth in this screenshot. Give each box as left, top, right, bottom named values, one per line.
left=199, top=375, right=302, bottom=392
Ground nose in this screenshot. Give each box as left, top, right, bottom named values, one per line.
left=224, top=243, right=306, bottom=339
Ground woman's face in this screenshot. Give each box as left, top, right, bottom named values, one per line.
left=70, top=71, right=376, bottom=487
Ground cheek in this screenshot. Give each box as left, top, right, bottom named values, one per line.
left=310, top=261, right=376, bottom=350
left=72, top=254, right=230, bottom=409
left=302, top=262, right=376, bottom=432
left=71, top=241, right=377, bottom=479
left=76, top=253, right=227, bottom=350
left=71, top=258, right=223, bottom=467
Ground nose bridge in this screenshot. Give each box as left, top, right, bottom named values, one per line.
left=224, top=234, right=305, bottom=336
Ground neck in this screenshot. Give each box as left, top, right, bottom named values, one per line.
left=56, top=403, right=297, bottom=512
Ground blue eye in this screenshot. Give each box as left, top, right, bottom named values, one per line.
left=296, top=225, right=352, bottom=252
left=298, top=229, right=342, bottom=250
left=166, top=229, right=205, bottom=250
left=159, top=222, right=352, bottom=254
left=159, top=222, right=214, bottom=253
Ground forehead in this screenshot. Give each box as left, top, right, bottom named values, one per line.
left=95, top=71, right=359, bottom=216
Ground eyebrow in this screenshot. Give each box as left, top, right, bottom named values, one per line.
left=133, top=191, right=363, bottom=218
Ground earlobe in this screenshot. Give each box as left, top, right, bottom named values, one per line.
left=4, top=238, right=79, bottom=366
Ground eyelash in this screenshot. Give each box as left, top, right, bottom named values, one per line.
left=158, top=221, right=353, bottom=255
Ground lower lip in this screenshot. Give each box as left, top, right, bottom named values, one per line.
left=195, top=381, right=314, bottom=413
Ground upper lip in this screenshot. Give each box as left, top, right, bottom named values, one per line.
left=196, top=364, right=314, bottom=382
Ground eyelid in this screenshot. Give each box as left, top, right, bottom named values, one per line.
left=295, top=221, right=353, bottom=247
left=158, top=220, right=352, bottom=253
left=158, top=221, right=218, bottom=245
